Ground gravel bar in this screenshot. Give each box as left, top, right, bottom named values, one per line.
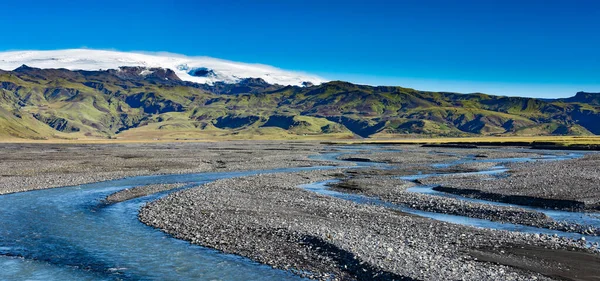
left=331, top=176, right=600, bottom=236
left=420, top=154, right=600, bottom=211
left=104, top=183, right=187, bottom=203
left=139, top=170, right=597, bottom=281
left=0, top=141, right=339, bottom=194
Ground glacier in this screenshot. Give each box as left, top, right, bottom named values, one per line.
left=0, top=49, right=326, bottom=86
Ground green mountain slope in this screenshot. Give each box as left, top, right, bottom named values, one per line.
left=1, top=66, right=599, bottom=140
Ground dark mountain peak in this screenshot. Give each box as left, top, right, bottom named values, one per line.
left=109, top=66, right=182, bottom=82
left=238, top=77, right=270, bottom=86
left=14, top=64, right=36, bottom=72
left=187, top=67, right=216, bottom=78
left=575, top=91, right=600, bottom=97
left=562, top=91, right=600, bottom=105
left=311, top=81, right=357, bottom=93
left=194, top=77, right=285, bottom=95
left=11, top=65, right=81, bottom=80
left=327, top=80, right=357, bottom=87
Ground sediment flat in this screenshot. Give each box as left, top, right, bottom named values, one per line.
left=420, top=153, right=600, bottom=210
left=0, top=141, right=340, bottom=194
left=331, top=176, right=600, bottom=236
left=337, top=147, right=550, bottom=166
left=140, top=170, right=596, bottom=281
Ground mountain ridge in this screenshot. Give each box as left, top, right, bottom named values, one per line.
left=1, top=65, right=599, bottom=140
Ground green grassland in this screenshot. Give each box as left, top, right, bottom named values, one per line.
left=1, top=66, right=600, bottom=142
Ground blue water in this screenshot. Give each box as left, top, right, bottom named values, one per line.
left=0, top=145, right=386, bottom=281
left=0, top=167, right=339, bottom=281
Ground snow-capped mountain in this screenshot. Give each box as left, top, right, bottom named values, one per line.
left=0, top=49, right=326, bottom=86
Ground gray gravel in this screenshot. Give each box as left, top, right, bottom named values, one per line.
left=0, top=141, right=339, bottom=194
left=338, top=150, right=460, bottom=165
left=104, top=183, right=187, bottom=203
left=420, top=154, right=600, bottom=210
left=336, top=147, right=549, bottom=166
left=140, top=170, right=595, bottom=281
left=331, top=176, right=600, bottom=236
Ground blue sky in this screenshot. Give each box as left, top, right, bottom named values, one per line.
left=1, top=0, right=599, bottom=98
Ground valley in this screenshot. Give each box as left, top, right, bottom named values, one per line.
left=3, top=1, right=599, bottom=280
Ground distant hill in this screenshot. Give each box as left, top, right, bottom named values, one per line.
left=1, top=66, right=599, bottom=140
left=560, top=91, right=600, bottom=105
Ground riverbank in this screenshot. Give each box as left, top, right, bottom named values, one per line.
left=0, top=141, right=340, bottom=195
left=140, top=170, right=597, bottom=281
left=104, top=183, right=187, bottom=204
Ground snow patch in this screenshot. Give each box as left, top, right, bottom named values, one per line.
left=0, top=49, right=326, bottom=86
left=139, top=69, right=154, bottom=76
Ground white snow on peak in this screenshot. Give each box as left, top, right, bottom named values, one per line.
left=139, top=69, right=154, bottom=76
left=0, top=49, right=326, bottom=86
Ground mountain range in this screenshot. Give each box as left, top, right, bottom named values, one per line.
left=0, top=50, right=599, bottom=140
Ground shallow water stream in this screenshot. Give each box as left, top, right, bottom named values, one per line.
left=0, top=167, right=334, bottom=281
left=305, top=147, right=600, bottom=247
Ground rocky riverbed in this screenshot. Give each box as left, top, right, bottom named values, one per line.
left=104, top=183, right=187, bottom=203
left=0, top=141, right=340, bottom=194
left=330, top=176, right=600, bottom=236
left=336, top=146, right=552, bottom=166
left=419, top=153, right=600, bottom=211
left=4, top=142, right=600, bottom=280
left=140, top=170, right=599, bottom=281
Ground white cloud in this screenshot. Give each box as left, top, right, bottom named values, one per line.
left=0, top=49, right=326, bottom=86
